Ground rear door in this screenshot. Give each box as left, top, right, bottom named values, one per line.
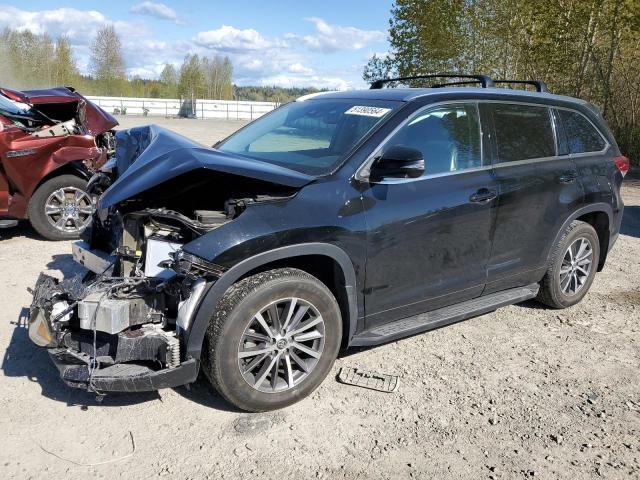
left=484, top=102, right=584, bottom=294
left=362, top=101, right=499, bottom=328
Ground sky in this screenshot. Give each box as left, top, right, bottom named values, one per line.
left=0, top=1, right=393, bottom=89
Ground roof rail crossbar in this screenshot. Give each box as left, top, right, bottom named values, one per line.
left=370, top=74, right=495, bottom=89
left=493, top=80, right=549, bottom=93
left=431, top=80, right=483, bottom=88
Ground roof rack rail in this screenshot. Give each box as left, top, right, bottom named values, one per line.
left=493, top=80, right=549, bottom=93
left=370, top=74, right=495, bottom=89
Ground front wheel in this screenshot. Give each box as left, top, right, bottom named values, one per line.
left=202, top=268, right=342, bottom=412
left=537, top=220, right=600, bottom=308
left=28, top=174, right=93, bottom=241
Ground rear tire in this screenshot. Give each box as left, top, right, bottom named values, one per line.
left=202, top=268, right=342, bottom=412
left=537, top=220, right=600, bottom=308
left=28, top=174, right=92, bottom=241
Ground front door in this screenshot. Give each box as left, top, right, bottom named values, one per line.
left=362, top=102, right=498, bottom=328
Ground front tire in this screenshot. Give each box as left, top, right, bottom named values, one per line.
left=202, top=268, right=342, bottom=412
left=537, top=220, right=600, bottom=308
left=28, top=174, right=93, bottom=241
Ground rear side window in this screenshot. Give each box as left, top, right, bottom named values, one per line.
left=489, top=104, right=555, bottom=163
left=557, top=109, right=606, bottom=154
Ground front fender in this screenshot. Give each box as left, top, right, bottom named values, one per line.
left=180, top=175, right=368, bottom=361
left=3, top=135, right=99, bottom=200
left=184, top=243, right=359, bottom=361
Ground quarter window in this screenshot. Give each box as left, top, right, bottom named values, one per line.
left=558, top=109, right=606, bottom=153
left=380, top=103, right=482, bottom=176
left=490, top=104, right=555, bottom=163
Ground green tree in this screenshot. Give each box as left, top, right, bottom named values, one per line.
left=389, top=0, right=467, bottom=79
left=220, top=56, right=234, bottom=100
left=363, top=54, right=394, bottom=84
left=160, top=63, right=179, bottom=97
left=53, top=36, right=79, bottom=86
left=178, top=54, right=205, bottom=99
left=90, top=25, right=126, bottom=95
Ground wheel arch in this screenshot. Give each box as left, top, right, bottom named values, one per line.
left=185, top=243, right=358, bottom=361
left=30, top=161, right=90, bottom=202
left=547, top=203, right=613, bottom=272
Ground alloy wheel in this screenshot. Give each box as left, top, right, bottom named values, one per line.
left=559, top=237, right=593, bottom=296
left=237, top=297, right=326, bottom=393
left=44, top=187, right=93, bottom=234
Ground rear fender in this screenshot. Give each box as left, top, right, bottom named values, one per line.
left=544, top=203, right=613, bottom=271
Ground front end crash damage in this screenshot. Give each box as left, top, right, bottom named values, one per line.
left=28, top=125, right=310, bottom=393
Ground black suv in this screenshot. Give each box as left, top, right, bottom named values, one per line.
left=29, top=74, right=629, bottom=411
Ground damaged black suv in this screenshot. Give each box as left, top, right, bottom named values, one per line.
left=29, top=75, right=628, bottom=411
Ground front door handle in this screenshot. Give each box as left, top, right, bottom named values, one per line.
left=558, top=171, right=578, bottom=184
left=469, top=188, right=497, bottom=204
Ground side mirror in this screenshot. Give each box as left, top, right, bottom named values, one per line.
left=370, top=145, right=425, bottom=182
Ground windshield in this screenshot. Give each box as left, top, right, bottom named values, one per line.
left=217, top=98, right=400, bottom=175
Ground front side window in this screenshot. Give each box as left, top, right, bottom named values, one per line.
left=217, top=98, right=400, bottom=175
left=490, top=103, right=555, bottom=163
left=379, top=103, right=482, bottom=176
left=558, top=109, right=606, bottom=154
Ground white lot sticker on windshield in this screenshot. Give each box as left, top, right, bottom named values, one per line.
left=345, top=106, right=391, bottom=117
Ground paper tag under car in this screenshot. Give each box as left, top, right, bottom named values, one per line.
left=345, top=106, right=392, bottom=117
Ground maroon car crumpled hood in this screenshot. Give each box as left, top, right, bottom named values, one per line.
left=0, top=87, right=118, bottom=135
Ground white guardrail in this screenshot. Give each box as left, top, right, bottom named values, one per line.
left=85, top=96, right=279, bottom=120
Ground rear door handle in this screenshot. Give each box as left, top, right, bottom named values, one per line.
left=469, top=188, right=497, bottom=204
left=558, top=171, right=578, bottom=184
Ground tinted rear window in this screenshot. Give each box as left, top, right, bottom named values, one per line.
left=558, top=109, right=606, bottom=154
left=490, top=104, right=555, bottom=163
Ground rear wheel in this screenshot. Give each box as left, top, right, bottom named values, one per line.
left=28, top=174, right=93, bottom=241
left=202, top=268, right=342, bottom=412
left=537, top=220, right=600, bottom=308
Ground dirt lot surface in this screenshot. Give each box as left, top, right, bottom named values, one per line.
left=1, top=117, right=639, bottom=480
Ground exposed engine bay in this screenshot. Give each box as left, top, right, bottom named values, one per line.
left=29, top=187, right=291, bottom=391
left=28, top=124, right=304, bottom=392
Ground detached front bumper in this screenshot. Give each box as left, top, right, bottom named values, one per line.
left=47, top=348, right=198, bottom=392
left=28, top=241, right=210, bottom=393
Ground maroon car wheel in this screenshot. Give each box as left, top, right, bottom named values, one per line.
left=27, top=174, right=93, bottom=241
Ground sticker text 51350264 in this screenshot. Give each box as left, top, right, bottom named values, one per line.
left=344, top=106, right=392, bottom=118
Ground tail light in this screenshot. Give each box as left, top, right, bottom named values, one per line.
left=614, top=156, right=630, bottom=177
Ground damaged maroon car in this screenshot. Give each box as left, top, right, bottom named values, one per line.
left=0, top=86, right=117, bottom=240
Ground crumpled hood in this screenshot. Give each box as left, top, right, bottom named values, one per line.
left=99, top=124, right=314, bottom=209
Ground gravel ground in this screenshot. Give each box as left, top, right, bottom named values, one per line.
left=0, top=117, right=638, bottom=480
